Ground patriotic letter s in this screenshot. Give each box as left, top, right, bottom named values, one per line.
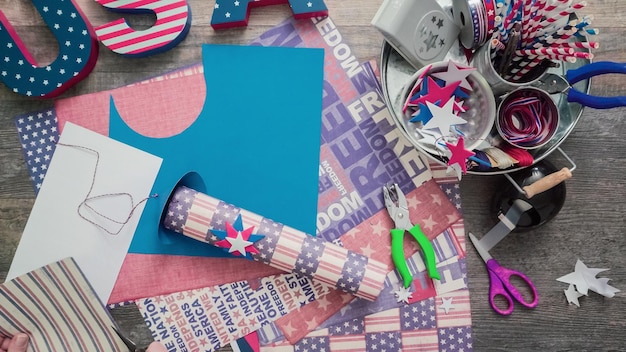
left=94, top=0, right=191, bottom=57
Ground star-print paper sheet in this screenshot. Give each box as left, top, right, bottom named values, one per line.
left=13, top=16, right=474, bottom=352
left=256, top=171, right=471, bottom=351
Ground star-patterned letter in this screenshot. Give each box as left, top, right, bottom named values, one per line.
left=0, top=0, right=99, bottom=98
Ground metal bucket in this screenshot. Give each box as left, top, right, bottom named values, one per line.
left=380, top=40, right=591, bottom=176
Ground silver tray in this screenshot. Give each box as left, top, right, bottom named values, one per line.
left=379, top=14, right=591, bottom=175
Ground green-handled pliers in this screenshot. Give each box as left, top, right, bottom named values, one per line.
left=383, top=183, right=440, bottom=288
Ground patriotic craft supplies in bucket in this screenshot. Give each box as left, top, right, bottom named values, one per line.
left=162, top=186, right=387, bottom=301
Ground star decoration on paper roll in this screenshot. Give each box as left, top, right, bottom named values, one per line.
left=445, top=136, right=475, bottom=174
left=212, top=214, right=264, bottom=259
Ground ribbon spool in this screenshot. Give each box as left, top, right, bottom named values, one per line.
left=496, top=87, right=559, bottom=149
left=452, top=0, right=497, bottom=49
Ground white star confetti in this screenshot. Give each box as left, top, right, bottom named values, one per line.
left=439, top=297, right=455, bottom=314
left=394, top=286, right=413, bottom=304
left=557, top=259, right=620, bottom=305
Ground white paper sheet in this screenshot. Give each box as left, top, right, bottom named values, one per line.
left=8, top=122, right=162, bottom=304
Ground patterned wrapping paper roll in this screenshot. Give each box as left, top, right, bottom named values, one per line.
left=163, top=186, right=387, bottom=301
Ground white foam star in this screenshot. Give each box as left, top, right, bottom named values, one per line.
left=226, top=231, right=253, bottom=256
left=439, top=297, right=455, bottom=314
left=394, top=286, right=413, bottom=304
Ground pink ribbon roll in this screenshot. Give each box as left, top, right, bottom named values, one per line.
left=162, top=186, right=387, bottom=301
left=497, top=87, right=559, bottom=149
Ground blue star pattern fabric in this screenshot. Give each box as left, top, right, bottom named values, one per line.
left=14, top=110, right=59, bottom=193
left=0, top=0, right=98, bottom=97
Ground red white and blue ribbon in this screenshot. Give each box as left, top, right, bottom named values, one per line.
left=497, top=89, right=559, bottom=149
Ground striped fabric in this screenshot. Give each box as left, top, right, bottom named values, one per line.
left=0, top=258, right=127, bottom=351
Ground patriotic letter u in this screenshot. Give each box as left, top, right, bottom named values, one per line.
left=0, top=0, right=99, bottom=98
left=94, top=0, right=191, bottom=57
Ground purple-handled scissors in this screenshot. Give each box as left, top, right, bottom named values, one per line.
left=468, top=232, right=538, bottom=315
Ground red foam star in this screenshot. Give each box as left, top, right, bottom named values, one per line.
left=214, top=221, right=260, bottom=257
left=410, top=76, right=461, bottom=108
left=445, top=137, right=476, bottom=174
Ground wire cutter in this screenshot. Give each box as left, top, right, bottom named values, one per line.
left=383, top=183, right=440, bottom=288
left=535, top=61, right=626, bottom=109
left=113, top=326, right=146, bottom=352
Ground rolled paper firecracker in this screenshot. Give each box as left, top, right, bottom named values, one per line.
left=162, top=186, right=387, bottom=301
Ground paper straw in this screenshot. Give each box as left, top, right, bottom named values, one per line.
left=542, top=0, right=570, bottom=15
left=504, top=0, right=523, bottom=31
left=550, top=41, right=599, bottom=50
left=508, top=55, right=544, bottom=81
left=521, top=0, right=535, bottom=43
left=533, top=23, right=577, bottom=46
left=516, top=47, right=574, bottom=56
left=162, top=186, right=387, bottom=301
left=495, top=16, right=509, bottom=42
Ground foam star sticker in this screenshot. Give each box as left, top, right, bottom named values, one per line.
left=212, top=214, right=264, bottom=259
left=409, top=102, right=434, bottom=124
left=439, top=297, right=455, bottom=314
left=394, top=286, right=413, bottom=304
left=423, top=99, right=467, bottom=136
left=564, top=284, right=584, bottom=307
left=409, top=76, right=460, bottom=108
left=431, top=60, right=476, bottom=90
left=445, top=136, right=476, bottom=174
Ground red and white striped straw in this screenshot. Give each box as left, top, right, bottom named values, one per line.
left=542, top=0, right=571, bottom=14
left=510, top=56, right=544, bottom=81
left=550, top=41, right=599, bottom=50
left=516, top=47, right=574, bottom=57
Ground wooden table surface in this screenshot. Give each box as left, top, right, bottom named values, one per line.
left=1, top=0, right=625, bottom=350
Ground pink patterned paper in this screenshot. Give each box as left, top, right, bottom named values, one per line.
left=270, top=179, right=461, bottom=343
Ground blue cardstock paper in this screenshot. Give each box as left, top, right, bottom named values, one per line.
left=109, top=44, right=324, bottom=257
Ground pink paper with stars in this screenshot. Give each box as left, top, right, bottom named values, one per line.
left=12, top=17, right=475, bottom=352
left=255, top=166, right=472, bottom=351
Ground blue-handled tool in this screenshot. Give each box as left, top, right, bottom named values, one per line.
left=383, top=183, right=439, bottom=288
left=536, top=61, right=626, bottom=109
